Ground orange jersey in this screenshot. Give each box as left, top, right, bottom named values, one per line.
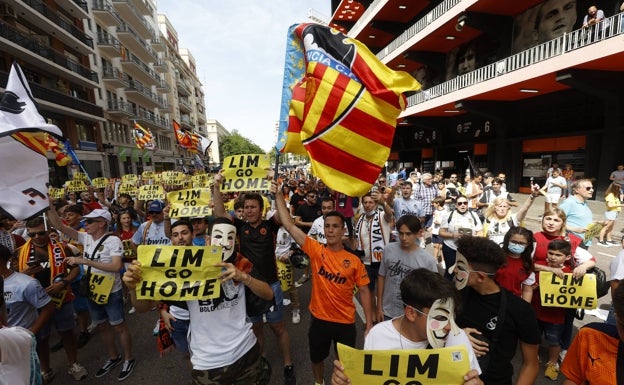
left=302, top=237, right=369, bottom=324
left=561, top=323, right=620, bottom=385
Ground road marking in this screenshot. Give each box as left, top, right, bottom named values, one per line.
left=597, top=252, right=616, bottom=258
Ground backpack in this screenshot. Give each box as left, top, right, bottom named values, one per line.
left=447, top=209, right=479, bottom=226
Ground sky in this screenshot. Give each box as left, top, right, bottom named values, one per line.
left=156, top=1, right=333, bottom=152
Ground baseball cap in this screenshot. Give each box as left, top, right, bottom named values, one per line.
left=148, top=200, right=165, bottom=213
left=82, top=209, right=112, bottom=222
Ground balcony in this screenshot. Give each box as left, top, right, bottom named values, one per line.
left=96, top=32, right=120, bottom=57
left=150, top=36, right=166, bottom=52
left=180, top=114, right=193, bottom=130
left=14, top=0, right=94, bottom=54
left=110, top=0, right=153, bottom=40
left=56, top=0, right=89, bottom=18
left=91, top=0, right=122, bottom=26
left=0, top=21, right=98, bottom=87
left=112, top=0, right=152, bottom=17
left=116, top=23, right=157, bottom=63
left=134, top=109, right=168, bottom=130
left=178, top=96, right=192, bottom=113
left=176, top=76, right=191, bottom=96
left=197, top=111, right=206, bottom=124
left=406, top=13, right=624, bottom=114
left=107, top=99, right=135, bottom=117
left=101, top=67, right=128, bottom=88
left=125, top=79, right=166, bottom=109
left=155, top=79, right=169, bottom=92
left=153, top=58, right=168, bottom=73
left=120, top=51, right=160, bottom=86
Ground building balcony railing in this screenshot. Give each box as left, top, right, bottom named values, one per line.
left=101, top=67, right=128, bottom=87
left=91, top=0, right=122, bottom=26
left=135, top=108, right=168, bottom=129
left=409, top=13, right=624, bottom=107
left=126, top=79, right=167, bottom=108
left=20, top=0, right=94, bottom=50
left=96, top=32, right=120, bottom=56
left=0, top=20, right=98, bottom=84
left=376, top=0, right=462, bottom=60
left=178, top=96, right=192, bottom=112
left=176, top=76, right=191, bottom=96
left=107, top=99, right=135, bottom=116
left=116, top=23, right=157, bottom=62
left=120, top=51, right=160, bottom=85
left=110, top=0, right=154, bottom=40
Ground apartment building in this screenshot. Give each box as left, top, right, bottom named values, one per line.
left=329, top=0, right=624, bottom=194
left=0, top=0, right=210, bottom=184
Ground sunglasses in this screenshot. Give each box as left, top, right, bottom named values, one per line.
left=456, top=201, right=468, bottom=206
left=85, top=218, right=103, bottom=224
left=379, top=180, right=386, bottom=183
left=307, top=195, right=317, bottom=199
left=584, top=187, right=594, bottom=191
left=27, top=231, right=47, bottom=238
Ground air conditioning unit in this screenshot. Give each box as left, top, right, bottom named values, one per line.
left=0, top=4, right=17, bottom=19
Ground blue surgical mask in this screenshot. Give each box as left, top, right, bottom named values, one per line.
left=508, top=242, right=526, bottom=254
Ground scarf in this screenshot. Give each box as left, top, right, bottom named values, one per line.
left=354, top=207, right=390, bottom=263
left=18, top=238, right=68, bottom=283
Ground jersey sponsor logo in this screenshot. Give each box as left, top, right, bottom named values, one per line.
left=318, top=265, right=347, bottom=284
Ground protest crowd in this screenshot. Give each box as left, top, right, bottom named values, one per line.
left=1, top=158, right=624, bottom=385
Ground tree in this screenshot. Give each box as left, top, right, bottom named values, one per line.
left=218, top=130, right=265, bottom=160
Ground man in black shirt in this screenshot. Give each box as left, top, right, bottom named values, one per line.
left=295, top=190, right=321, bottom=234
left=213, top=173, right=297, bottom=385
left=452, top=236, right=540, bottom=385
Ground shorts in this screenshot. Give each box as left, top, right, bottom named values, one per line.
left=431, top=234, right=443, bottom=244
left=192, top=343, right=262, bottom=385
left=170, top=318, right=190, bottom=354
left=88, top=289, right=125, bottom=326
left=365, top=262, right=380, bottom=292
left=70, top=280, right=89, bottom=313
left=538, top=320, right=565, bottom=346
left=37, top=301, right=76, bottom=339
left=545, top=193, right=561, bottom=204
left=605, top=211, right=618, bottom=221
left=248, top=281, right=283, bottom=324
left=308, top=316, right=357, bottom=364
left=308, top=316, right=356, bottom=363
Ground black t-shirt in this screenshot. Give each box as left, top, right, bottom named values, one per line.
left=295, top=203, right=321, bottom=233
left=233, top=217, right=280, bottom=284
left=289, top=192, right=307, bottom=214
left=456, top=287, right=540, bottom=385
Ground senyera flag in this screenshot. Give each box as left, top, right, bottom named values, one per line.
left=277, top=23, right=420, bottom=196
left=173, top=120, right=192, bottom=149
left=133, top=120, right=155, bottom=150
left=0, top=62, right=63, bottom=220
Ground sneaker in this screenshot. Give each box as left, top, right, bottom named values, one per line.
left=544, top=361, right=559, bottom=381
left=42, top=369, right=55, bottom=383
left=76, top=332, right=91, bottom=349
left=282, top=299, right=291, bottom=306
left=87, top=322, right=98, bottom=334
left=294, top=274, right=309, bottom=288
left=68, top=362, right=88, bottom=381
left=50, top=339, right=64, bottom=352
left=608, top=241, right=620, bottom=246
left=598, top=240, right=608, bottom=246
left=292, top=309, right=301, bottom=324
left=95, top=355, right=122, bottom=378
left=284, top=364, right=296, bottom=385
left=118, top=359, right=136, bottom=381
left=128, top=307, right=136, bottom=314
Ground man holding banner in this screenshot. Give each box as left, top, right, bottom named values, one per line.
left=47, top=206, right=136, bottom=381
left=213, top=172, right=298, bottom=385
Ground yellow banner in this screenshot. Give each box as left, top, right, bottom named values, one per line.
left=136, top=245, right=223, bottom=301
left=49, top=289, right=67, bottom=309
left=118, top=183, right=137, bottom=196
left=73, top=172, right=88, bottom=181
left=277, top=259, right=293, bottom=292
left=142, top=171, right=154, bottom=181
left=539, top=272, right=597, bottom=309
left=166, top=188, right=212, bottom=218
left=48, top=187, right=65, bottom=199
left=122, top=239, right=136, bottom=262
left=138, top=184, right=166, bottom=201
left=122, top=174, right=139, bottom=184
left=65, top=180, right=88, bottom=193
left=87, top=272, right=115, bottom=305
left=221, top=154, right=271, bottom=192
left=337, top=343, right=470, bottom=385
left=91, top=177, right=109, bottom=189
left=584, top=222, right=603, bottom=243
left=161, top=171, right=185, bottom=185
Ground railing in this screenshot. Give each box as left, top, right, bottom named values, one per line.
left=117, top=23, right=157, bottom=59
left=96, top=31, right=120, bottom=49
left=91, top=0, right=122, bottom=23
left=107, top=99, right=135, bottom=115
left=121, top=52, right=160, bottom=83
left=113, top=0, right=155, bottom=37
left=378, top=0, right=462, bottom=59
left=349, top=0, right=384, bottom=36
left=101, top=67, right=128, bottom=85
left=127, top=79, right=166, bottom=107
left=409, top=13, right=624, bottom=106
left=0, top=21, right=98, bottom=83
left=21, top=0, right=94, bottom=49
left=73, top=0, right=88, bottom=13
left=135, top=108, right=168, bottom=128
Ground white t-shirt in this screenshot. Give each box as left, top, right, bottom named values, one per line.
left=308, top=216, right=349, bottom=244
left=186, top=282, right=256, bottom=370
left=610, top=249, right=624, bottom=281
left=0, top=326, right=40, bottom=385
left=441, top=210, right=483, bottom=250
left=4, top=272, right=51, bottom=329
left=364, top=318, right=481, bottom=373
left=77, top=232, right=124, bottom=293
left=132, top=220, right=171, bottom=246
left=545, top=176, right=566, bottom=196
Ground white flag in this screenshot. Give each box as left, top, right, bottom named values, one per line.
left=0, top=62, right=63, bottom=220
